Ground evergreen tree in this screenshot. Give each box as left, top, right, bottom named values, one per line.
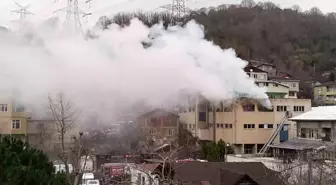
left=201, top=140, right=234, bottom=162
left=0, top=136, right=69, bottom=185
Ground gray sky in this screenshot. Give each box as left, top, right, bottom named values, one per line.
left=0, top=0, right=334, bottom=27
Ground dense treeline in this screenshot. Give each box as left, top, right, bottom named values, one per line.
left=98, top=0, right=336, bottom=98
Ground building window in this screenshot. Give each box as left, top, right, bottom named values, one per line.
left=253, top=74, right=257, bottom=78
left=274, top=83, right=278, bottom=87
left=224, top=124, right=233, bottom=129
left=168, top=128, right=174, bottom=136
left=258, top=124, right=273, bottom=129
left=150, top=117, right=158, bottom=123
left=289, top=92, right=295, bottom=96
left=276, top=106, right=287, bottom=112
left=264, top=82, right=269, bottom=87
left=216, top=124, right=220, bottom=128
left=0, top=104, right=8, bottom=112
left=220, top=124, right=224, bottom=128
left=243, top=104, right=255, bottom=112
left=149, top=128, right=156, bottom=134
left=244, top=124, right=255, bottom=129
left=199, top=112, right=206, bottom=121
left=14, top=106, right=25, bottom=112
left=309, top=129, right=318, bottom=139
left=257, top=105, right=273, bottom=112
left=12, top=119, right=21, bottom=129
left=294, top=106, right=304, bottom=112
left=260, top=74, right=266, bottom=80
left=224, top=106, right=232, bottom=112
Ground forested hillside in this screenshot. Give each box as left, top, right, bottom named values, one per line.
left=99, top=0, right=336, bottom=98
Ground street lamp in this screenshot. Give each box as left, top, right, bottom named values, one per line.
left=225, top=143, right=230, bottom=162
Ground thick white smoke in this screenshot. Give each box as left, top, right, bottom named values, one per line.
left=0, top=18, right=270, bottom=123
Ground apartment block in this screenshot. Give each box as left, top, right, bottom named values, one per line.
left=136, top=109, right=179, bottom=146
left=178, top=62, right=311, bottom=154
left=0, top=98, right=30, bottom=138
left=314, top=82, right=336, bottom=105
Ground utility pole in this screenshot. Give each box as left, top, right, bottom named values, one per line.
left=212, top=104, right=216, bottom=142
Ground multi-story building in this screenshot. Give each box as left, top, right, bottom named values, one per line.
left=179, top=64, right=311, bottom=154
left=245, top=66, right=300, bottom=99
left=313, top=82, right=336, bottom=105
left=0, top=98, right=30, bottom=138
left=136, top=109, right=179, bottom=146
left=27, top=118, right=80, bottom=154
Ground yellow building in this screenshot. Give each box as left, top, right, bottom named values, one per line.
left=179, top=64, right=311, bottom=154
left=313, top=82, right=336, bottom=105
left=0, top=98, right=30, bottom=138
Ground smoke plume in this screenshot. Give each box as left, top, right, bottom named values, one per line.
left=0, top=18, right=269, bottom=125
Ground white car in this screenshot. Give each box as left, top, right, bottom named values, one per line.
left=86, top=179, right=100, bottom=185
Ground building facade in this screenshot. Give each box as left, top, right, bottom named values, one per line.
left=0, top=98, right=30, bottom=138
left=179, top=63, right=311, bottom=154
left=313, top=82, right=336, bottom=105
left=290, top=106, right=336, bottom=141
left=136, top=109, right=179, bottom=146
left=27, top=119, right=80, bottom=154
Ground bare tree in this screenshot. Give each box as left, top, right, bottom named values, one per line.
left=48, top=92, right=79, bottom=183
left=240, top=0, right=256, bottom=8
left=270, top=153, right=336, bottom=185
left=72, top=132, right=92, bottom=185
